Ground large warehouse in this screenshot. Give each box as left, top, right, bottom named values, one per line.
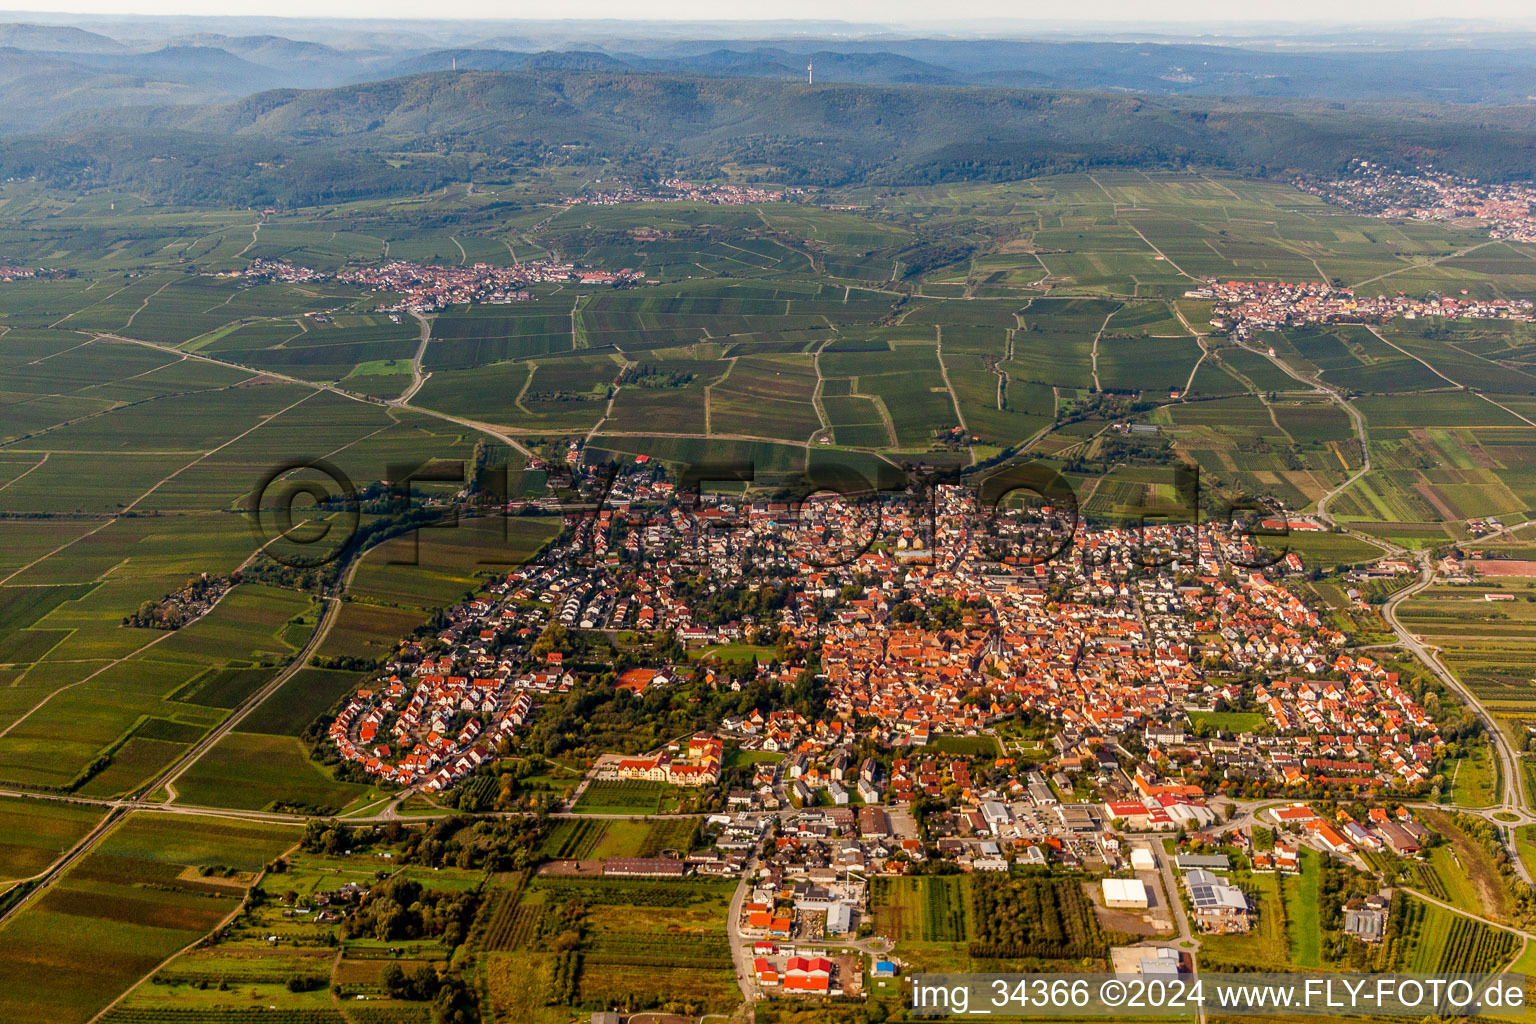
left=1101, top=878, right=1150, bottom=909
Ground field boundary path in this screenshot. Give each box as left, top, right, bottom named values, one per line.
left=396, top=311, right=433, bottom=404
left=101, top=333, right=538, bottom=459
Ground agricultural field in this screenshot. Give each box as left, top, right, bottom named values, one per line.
left=1398, top=897, right=1520, bottom=975
left=538, top=817, right=698, bottom=861
left=0, top=582, right=312, bottom=794
left=1398, top=581, right=1536, bottom=640
left=872, top=873, right=1110, bottom=973
left=0, top=812, right=300, bottom=1024
left=170, top=731, right=378, bottom=813
left=0, top=796, right=105, bottom=884
left=925, top=733, right=1002, bottom=756
left=872, top=875, right=974, bottom=949
left=479, top=873, right=738, bottom=1020
left=108, top=841, right=465, bottom=1023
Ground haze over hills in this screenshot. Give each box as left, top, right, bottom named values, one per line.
left=3, top=13, right=1536, bottom=204
left=8, top=12, right=1536, bottom=133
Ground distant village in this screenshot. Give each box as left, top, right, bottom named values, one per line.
left=0, top=263, right=44, bottom=282
left=1301, top=162, right=1536, bottom=244
left=573, top=177, right=796, bottom=206
left=1187, top=278, right=1534, bottom=341
left=221, top=257, right=647, bottom=313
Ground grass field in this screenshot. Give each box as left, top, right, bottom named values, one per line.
left=1417, top=809, right=1511, bottom=922
left=1200, top=870, right=1290, bottom=970
left=723, top=745, right=785, bottom=768
left=1448, top=739, right=1502, bottom=809
left=1285, top=849, right=1322, bottom=968
left=1188, top=711, right=1267, bottom=733
left=925, top=733, right=1001, bottom=756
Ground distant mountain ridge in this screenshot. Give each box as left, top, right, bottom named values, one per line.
left=8, top=17, right=1536, bottom=136
left=7, top=66, right=1536, bottom=209
left=5, top=16, right=1536, bottom=207
left=384, top=47, right=965, bottom=86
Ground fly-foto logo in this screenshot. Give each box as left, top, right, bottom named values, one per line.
left=247, top=452, right=1292, bottom=574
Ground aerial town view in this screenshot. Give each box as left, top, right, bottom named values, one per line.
left=3, top=3, right=1536, bottom=1024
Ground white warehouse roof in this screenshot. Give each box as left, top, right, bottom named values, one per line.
left=1102, top=878, right=1149, bottom=905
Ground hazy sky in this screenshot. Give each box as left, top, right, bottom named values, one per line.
left=13, top=0, right=1536, bottom=24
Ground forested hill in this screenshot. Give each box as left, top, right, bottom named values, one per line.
left=8, top=68, right=1536, bottom=205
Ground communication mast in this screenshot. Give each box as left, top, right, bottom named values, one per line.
left=807, top=60, right=813, bottom=85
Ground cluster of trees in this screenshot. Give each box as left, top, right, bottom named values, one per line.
left=298, top=816, right=549, bottom=872
left=240, top=555, right=339, bottom=594
left=889, top=595, right=983, bottom=632
left=672, top=577, right=793, bottom=628
left=1315, top=850, right=1388, bottom=967
left=967, top=875, right=1108, bottom=962
left=379, top=962, right=478, bottom=1024
left=0, top=129, right=469, bottom=208
left=344, top=876, right=479, bottom=945
left=122, top=574, right=231, bottom=629
left=21, top=63, right=1536, bottom=210
left=895, top=239, right=977, bottom=279
left=399, top=814, right=550, bottom=872
left=616, top=363, right=697, bottom=388
left=442, top=756, right=564, bottom=814
left=515, top=665, right=825, bottom=761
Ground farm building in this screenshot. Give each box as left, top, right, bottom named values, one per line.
left=1343, top=893, right=1391, bottom=942
left=602, top=857, right=686, bottom=877
left=1376, top=822, right=1420, bottom=856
